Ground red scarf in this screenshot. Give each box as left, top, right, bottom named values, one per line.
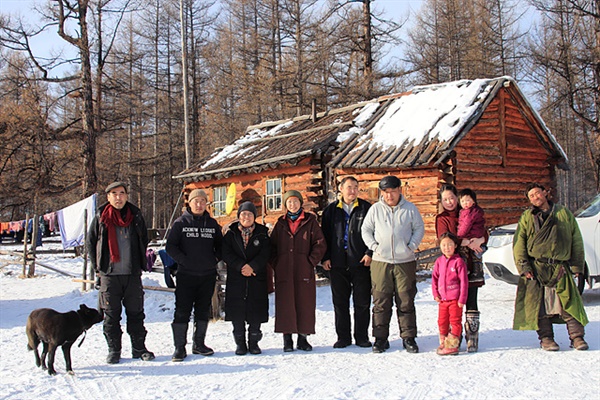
left=100, top=204, right=134, bottom=263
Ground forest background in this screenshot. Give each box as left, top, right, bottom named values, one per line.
left=0, top=0, right=598, bottom=229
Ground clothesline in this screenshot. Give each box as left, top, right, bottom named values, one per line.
left=0, top=194, right=97, bottom=249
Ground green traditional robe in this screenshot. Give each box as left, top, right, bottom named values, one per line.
left=512, top=203, right=588, bottom=330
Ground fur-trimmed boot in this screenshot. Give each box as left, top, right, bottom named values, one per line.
left=438, top=333, right=460, bottom=356
left=435, top=335, right=447, bottom=355
left=465, top=310, right=480, bottom=353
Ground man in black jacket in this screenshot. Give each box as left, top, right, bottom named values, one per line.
left=166, top=189, right=223, bottom=361
left=322, top=176, right=373, bottom=348
left=88, top=181, right=155, bottom=364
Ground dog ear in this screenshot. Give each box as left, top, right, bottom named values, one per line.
left=80, top=304, right=89, bottom=311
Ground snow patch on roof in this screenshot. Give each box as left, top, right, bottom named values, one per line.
left=201, top=121, right=294, bottom=169
left=368, top=79, right=494, bottom=149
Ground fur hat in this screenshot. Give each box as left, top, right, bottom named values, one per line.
left=283, top=190, right=303, bottom=207
left=237, top=201, right=257, bottom=218
left=105, top=181, right=128, bottom=193
left=378, top=176, right=401, bottom=190
left=188, top=189, right=208, bottom=202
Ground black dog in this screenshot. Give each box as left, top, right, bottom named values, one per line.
left=26, top=304, right=103, bottom=375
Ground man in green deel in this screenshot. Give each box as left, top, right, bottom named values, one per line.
left=512, top=183, right=588, bottom=351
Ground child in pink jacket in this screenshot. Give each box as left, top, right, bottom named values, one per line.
left=432, top=232, right=468, bottom=355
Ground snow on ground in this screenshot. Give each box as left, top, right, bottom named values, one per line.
left=1, top=243, right=599, bottom=400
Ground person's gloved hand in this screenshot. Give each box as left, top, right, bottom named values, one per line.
left=95, top=276, right=101, bottom=290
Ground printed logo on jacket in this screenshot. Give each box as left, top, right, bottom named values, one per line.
left=182, top=227, right=216, bottom=239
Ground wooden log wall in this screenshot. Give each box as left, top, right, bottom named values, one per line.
left=336, top=168, right=440, bottom=250
left=452, top=87, right=556, bottom=228
left=185, top=156, right=326, bottom=230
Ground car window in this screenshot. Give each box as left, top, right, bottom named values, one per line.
left=575, top=194, right=600, bottom=218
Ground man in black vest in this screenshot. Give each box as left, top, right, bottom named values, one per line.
left=322, top=176, right=373, bottom=348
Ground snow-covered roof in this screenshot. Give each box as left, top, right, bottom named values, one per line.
left=173, top=76, right=567, bottom=181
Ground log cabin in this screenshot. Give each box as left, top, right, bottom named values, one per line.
left=173, top=76, right=568, bottom=250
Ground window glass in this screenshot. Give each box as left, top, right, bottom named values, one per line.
left=266, top=179, right=282, bottom=211
left=213, top=186, right=227, bottom=217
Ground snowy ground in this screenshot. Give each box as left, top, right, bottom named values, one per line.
left=1, top=243, right=599, bottom=400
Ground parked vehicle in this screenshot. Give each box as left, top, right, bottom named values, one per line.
left=483, top=194, right=600, bottom=293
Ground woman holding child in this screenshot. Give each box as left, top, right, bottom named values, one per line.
left=435, top=183, right=487, bottom=353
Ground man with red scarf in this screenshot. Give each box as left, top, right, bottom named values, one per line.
left=88, top=181, right=155, bottom=364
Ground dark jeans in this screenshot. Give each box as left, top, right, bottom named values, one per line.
left=330, top=264, right=371, bottom=343
left=173, top=272, right=216, bottom=324
left=98, top=274, right=146, bottom=339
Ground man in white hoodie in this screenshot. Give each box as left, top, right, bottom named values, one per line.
left=361, top=176, right=425, bottom=353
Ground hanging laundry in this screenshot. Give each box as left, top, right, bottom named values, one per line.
left=43, top=212, right=58, bottom=232
left=57, top=194, right=97, bottom=249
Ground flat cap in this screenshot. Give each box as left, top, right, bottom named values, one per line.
left=105, top=181, right=128, bottom=193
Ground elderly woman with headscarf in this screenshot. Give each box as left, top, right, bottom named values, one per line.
left=270, top=190, right=327, bottom=352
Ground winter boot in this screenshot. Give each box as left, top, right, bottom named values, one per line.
left=403, top=337, right=419, bottom=353
left=131, top=330, right=155, bottom=361
left=436, top=335, right=447, bottom=355
left=565, top=315, right=588, bottom=350
left=248, top=332, right=263, bottom=355
left=438, top=334, right=460, bottom=356
left=372, top=338, right=390, bottom=353
left=283, top=334, right=294, bottom=352
left=234, top=334, right=248, bottom=355
left=104, top=332, right=122, bottom=364
left=297, top=334, right=313, bottom=351
left=464, top=310, right=480, bottom=353
left=192, top=320, right=214, bottom=356
left=571, top=337, right=589, bottom=351
left=171, top=323, right=188, bottom=362
left=540, top=337, right=560, bottom=351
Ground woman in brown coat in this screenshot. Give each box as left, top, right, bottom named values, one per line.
left=270, top=190, right=327, bottom=352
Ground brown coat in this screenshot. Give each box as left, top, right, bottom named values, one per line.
left=270, top=211, right=327, bottom=334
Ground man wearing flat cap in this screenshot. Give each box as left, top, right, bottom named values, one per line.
left=361, top=175, right=425, bottom=354
left=88, top=181, right=155, bottom=364
left=166, top=188, right=223, bottom=361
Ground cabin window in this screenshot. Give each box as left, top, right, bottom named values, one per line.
left=266, top=178, right=282, bottom=211
left=212, top=186, right=227, bottom=217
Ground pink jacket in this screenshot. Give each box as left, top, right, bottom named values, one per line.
left=432, top=253, right=468, bottom=304
left=457, top=204, right=486, bottom=239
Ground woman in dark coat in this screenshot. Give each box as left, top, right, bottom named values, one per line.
left=222, top=202, right=271, bottom=355
left=270, top=190, right=327, bottom=352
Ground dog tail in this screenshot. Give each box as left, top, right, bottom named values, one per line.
left=27, top=343, right=33, bottom=351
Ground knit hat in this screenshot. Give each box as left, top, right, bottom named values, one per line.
left=188, top=189, right=208, bottom=202
left=283, top=190, right=303, bottom=207
left=378, top=176, right=401, bottom=190
left=105, top=181, right=128, bottom=193
left=237, top=201, right=257, bottom=218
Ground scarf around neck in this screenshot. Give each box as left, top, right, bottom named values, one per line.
left=238, top=222, right=255, bottom=249
left=100, top=204, right=134, bottom=263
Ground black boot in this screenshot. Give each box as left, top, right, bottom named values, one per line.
left=104, top=332, right=122, bottom=364
left=234, top=334, right=248, bottom=355
left=131, top=330, right=155, bottom=361
left=171, top=323, right=188, bottom=362
left=372, top=338, right=389, bottom=353
left=283, top=334, right=294, bottom=352
left=248, top=332, right=262, bottom=355
left=297, top=334, right=313, bottom=351
left=192, top=320, right=214, bottom=356
left=464, top=310, right=480, bottom=353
